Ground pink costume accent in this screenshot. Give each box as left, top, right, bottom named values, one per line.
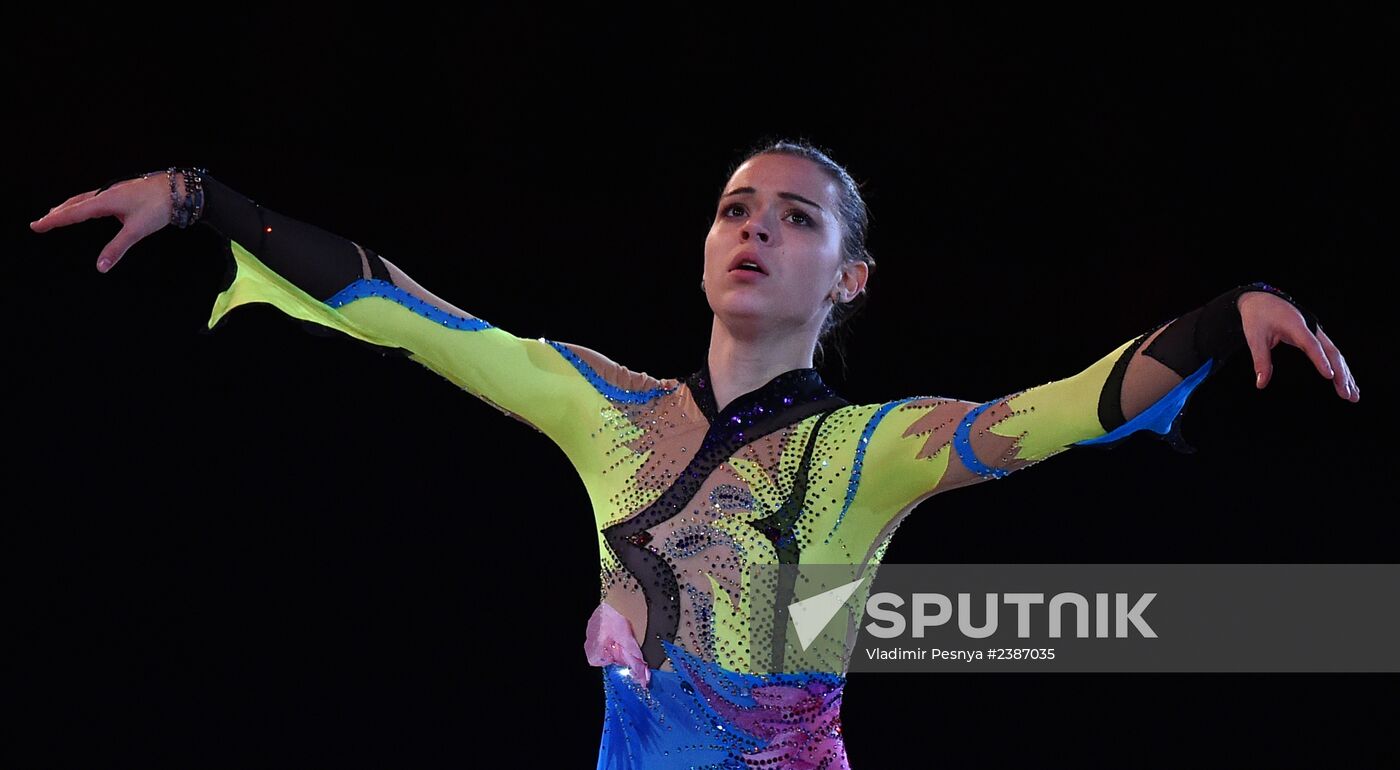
left=668, top=645, right=849, bottom=770
left=584, top=602, right=651, bottom=688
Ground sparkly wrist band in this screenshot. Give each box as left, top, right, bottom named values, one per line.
left=168, top=166, right=207, bottom=229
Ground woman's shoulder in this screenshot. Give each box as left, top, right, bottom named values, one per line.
left=832, top=392, right=978, bottom=417
left=545, top=339, right=683, bottom=400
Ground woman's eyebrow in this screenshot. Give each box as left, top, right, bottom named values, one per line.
left=720, top=186, right=824, bottom=211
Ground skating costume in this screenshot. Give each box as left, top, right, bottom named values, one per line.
left=122, top=169, right=1315, bottom=769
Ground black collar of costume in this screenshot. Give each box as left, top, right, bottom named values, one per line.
left=684, top=360, right=847, bottom=434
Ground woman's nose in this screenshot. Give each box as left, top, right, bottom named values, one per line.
left=741, top=225, right=770, bottom=243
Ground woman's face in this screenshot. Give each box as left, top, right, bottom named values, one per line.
left=703, top=153, right=861, bottom=335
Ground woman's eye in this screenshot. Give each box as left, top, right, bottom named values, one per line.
left=720, top=203, right=813, bottom=227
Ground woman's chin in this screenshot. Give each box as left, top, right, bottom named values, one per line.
left=713, top=294, right=776, bottom=321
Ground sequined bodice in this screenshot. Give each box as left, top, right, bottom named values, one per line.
left=596, top=362, right=853, bottom=674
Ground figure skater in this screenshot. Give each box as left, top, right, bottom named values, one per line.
left=29, top=139, right=1359, bottom=769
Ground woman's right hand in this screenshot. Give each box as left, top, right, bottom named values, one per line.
left=29, top=172, right=176, bottom=273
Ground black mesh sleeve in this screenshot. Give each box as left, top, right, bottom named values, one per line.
left=96, top=168, right=393, bottom=302
left=1141, top=282, right=1321, bottom=380
left=197, top=172, right=396, bottom=301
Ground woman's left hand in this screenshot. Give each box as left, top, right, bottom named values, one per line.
left=1239, top=291, right=1359, bottom=402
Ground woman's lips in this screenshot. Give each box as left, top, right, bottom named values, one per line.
left=728, top=250, right=768, bottom=275
left=728, top=267, right=767, bottom=281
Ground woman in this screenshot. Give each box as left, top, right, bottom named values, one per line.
left=29, top=140, right=1359, bottom=769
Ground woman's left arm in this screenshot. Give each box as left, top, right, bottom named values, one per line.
left=856, top=283, right=1359, bottom=511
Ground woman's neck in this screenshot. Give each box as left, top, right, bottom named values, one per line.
left=705, top=316, right=819, bottom=413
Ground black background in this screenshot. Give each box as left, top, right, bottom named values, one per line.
left=9, top=9, right=1394, bottom=768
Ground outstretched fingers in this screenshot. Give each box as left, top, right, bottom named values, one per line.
left=1246, top=323, right=1277, bottom=389
left=1317, top=327, right=1360, bottom=402
left=95, top=220, right=147, bottom=273
left=30, top=189, right=107, bottom=233
left=1247, top=316, right=1334, bottom=391
left=1286, top=323, right=1336, bottom=383
left=30, top=178, right=171, bottom=272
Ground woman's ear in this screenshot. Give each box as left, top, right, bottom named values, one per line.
left=839, top=261, right=869, bottom=300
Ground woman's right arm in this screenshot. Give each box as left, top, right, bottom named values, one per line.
left=30, top=168, right=673, bottom=460
left=836, top=283, right=1355, bottom=542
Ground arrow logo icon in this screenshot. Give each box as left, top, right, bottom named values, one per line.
left=789, top=576, right=868, bottom=650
